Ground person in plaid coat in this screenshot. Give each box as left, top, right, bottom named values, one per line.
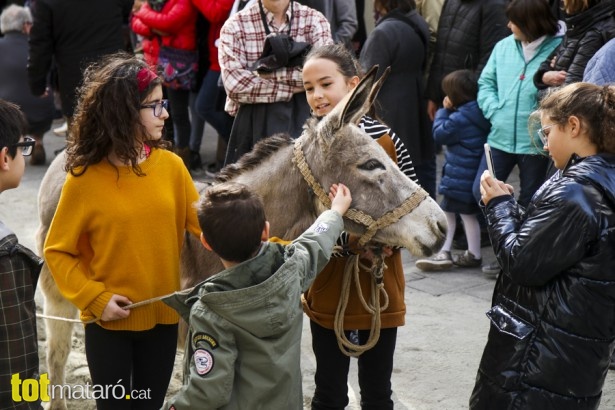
left=0, top=100, right=43, bottom=410
left=218, top=0, right=332, bottom=163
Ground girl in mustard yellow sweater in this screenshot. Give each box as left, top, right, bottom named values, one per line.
left=44, top=53, right=201, bottom=410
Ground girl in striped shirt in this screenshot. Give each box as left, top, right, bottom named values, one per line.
left=301, top=43, right=417, bottom=410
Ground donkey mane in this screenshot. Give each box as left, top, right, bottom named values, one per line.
left=215, top=134, right=294, bottom=182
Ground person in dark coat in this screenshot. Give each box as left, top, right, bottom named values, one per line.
left=297, top=0, right=357, bottom=49
left=471, top=82, right=615, bottom=409
left=425, top=0, right=510, bottom=122
left=0, top=4, right=53, bottom=165
left=27, top=0, right=132, bottom=125
left=533, top=0, right=615, bottom=92
left=360, top=0, right=437, bottom=198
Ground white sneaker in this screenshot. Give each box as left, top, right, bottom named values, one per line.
left=53, top=121, right=67, bottom=136
left=415, top=250, right=453, bottom=271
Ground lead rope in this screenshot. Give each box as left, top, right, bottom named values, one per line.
left=333, top=252, right=389, bottom=357
left=36, top=285, right=197, bottom=324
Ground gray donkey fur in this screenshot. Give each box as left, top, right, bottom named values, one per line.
left=35, top=67, right=446, bottom=409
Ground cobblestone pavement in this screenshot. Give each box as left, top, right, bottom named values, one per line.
left=2, top=122, right=613, bottom=409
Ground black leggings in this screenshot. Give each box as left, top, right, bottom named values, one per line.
left=85, top=323, right=178, bottom=410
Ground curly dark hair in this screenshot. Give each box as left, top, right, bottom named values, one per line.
left=65, top=52, right=171, bottom=176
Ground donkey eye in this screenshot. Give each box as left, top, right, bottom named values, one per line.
left=358, top=159, right=385, bottom=171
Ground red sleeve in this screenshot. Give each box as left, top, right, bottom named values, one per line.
left=192, top=0, right=234, bottom=24
left=134, top=0, right=195, bottom=34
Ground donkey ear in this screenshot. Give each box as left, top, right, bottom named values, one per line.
left=334, top=65, right=379, bottom=130
left=366, top=66, right=391, bottom=111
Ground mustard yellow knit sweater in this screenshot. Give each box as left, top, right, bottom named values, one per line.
left=44, top=149, right=201, bottom=331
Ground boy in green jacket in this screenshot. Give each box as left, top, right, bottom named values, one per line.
left=162, top=181, right=351, bottom=409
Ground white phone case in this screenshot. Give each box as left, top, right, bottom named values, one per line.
left=484, top=143, right=495, bottom=178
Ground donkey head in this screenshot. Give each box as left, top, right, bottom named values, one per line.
left=300, top=66, right=446, bottom=255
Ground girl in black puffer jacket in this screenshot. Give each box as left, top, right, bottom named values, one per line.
left=471, top=82, right=615, bottom=409
left=534, top=0, right=615, bottom=92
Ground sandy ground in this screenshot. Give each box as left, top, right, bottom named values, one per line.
left=1, top=122, right=614, bottom=409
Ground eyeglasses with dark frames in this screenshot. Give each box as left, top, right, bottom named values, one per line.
left=536, top=124, right=555, bottom=146
left=10, top=136, right=35, bottom=156
left=140, top=99, right=169, bottom=117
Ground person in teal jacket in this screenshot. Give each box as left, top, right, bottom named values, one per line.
left=471, top=0, right=563, bottom=208
left=161, top=181, right=352, bottom=410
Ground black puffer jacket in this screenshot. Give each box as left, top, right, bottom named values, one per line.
left=425, top=0, right=510, bottom=104
left=470, top=154, right=615, bottom=409
left=534, top=0, right=615, bottom=89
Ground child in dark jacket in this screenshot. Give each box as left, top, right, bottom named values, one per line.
left=416, top=69, right=490, bottom=271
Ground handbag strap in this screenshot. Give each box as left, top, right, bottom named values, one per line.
left=258, top=0, right=293, bottom=36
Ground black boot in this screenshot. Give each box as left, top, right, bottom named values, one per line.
left=189, top=150, right=202, bottom=171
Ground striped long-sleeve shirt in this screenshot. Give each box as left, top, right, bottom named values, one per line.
left=359, top=115, right=417, bottom=182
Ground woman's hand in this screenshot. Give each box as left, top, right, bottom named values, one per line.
left=101, top=294, right=132, bottom=321
left=480, top=170, right=514, bottom=205
left=542, top=70, right=567, bottom=87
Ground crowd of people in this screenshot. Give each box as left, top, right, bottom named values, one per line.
left=2, top=0, right=615, bottom=408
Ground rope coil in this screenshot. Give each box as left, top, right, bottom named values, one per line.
left=333, top=253, right=389, bottom=356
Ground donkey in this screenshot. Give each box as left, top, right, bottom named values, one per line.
left=35, top=67, right=446, bottom=410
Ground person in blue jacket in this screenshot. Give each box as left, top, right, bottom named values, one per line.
left=416, top=69, right=490, bottom=271
left=584, top=37, right=615, bottom=85
left=471, top=0, right=562, bottom=209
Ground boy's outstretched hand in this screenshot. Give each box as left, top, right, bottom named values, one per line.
left=329, top=183, right=352, bottom=215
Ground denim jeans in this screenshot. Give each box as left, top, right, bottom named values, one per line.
left=194, top=70, right=233, bottom=144
left=310, top=321, right=397, bottom=410
left=472, top=146, right=549, bottom=207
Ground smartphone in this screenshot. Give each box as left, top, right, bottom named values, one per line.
left=484, top=143, right=496, bottom=178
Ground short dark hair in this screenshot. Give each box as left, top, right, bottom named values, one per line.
left=0, top=99, right=27, bottom=158
left=441, top=69, right=478, bottom=108
left=373, top=0, right=416, bottom=14
left=506, top=0, right=558, bottom=42
left=197, top=183, right=267, bottom=263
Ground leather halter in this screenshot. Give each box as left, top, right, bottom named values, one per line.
left=292, top=139, right=429, bottom=247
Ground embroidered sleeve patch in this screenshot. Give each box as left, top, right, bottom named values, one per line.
left=313, top=222, right=329, bottom=233
left=192, top=332, right=219, bottom=350
left=193, top=349, right=214, bottom=376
